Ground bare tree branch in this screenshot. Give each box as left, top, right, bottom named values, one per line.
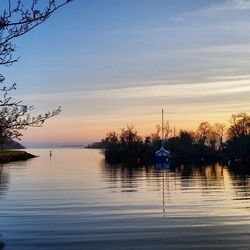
left=0, top=79, right=61, bottom=145
left=0, top=1, right=71, bottom=146
left=0, top=0, right=72, bottom=65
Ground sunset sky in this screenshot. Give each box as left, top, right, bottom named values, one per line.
left=3, top=0, right=250, bottom=147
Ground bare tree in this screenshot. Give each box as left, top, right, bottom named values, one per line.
left=152, top=124, right=161, bottom=141
left=163, top=120, right=172, bottom=140
left=152, top=121, right=173, bottom=142
left=196, top=121, right=212, bottom=146
left=103, top=131, right=119, bottom=144
left=120, top=124, right=142, bottom=144
left=213, top=123, right=226, bottom=150
left=0, top=75, right=61, bottom=147
left=228, top=113, right=250, bottom=138
left=0, top=1, right=72, bottom=147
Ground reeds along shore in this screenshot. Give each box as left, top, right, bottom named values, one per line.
left=89, top=113, right=250, bottom=164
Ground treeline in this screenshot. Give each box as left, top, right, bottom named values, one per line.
left=91, top=113, right=250, bottom=164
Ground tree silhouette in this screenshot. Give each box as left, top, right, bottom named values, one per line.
left=228, top=113, right=250, bottom=138
left=0, top=76, right=61, bottom=147
left=226, top=113, right=250, bottom=161
left=196, top=121, right=212, bottom=147
left=213, top=123, right=226, bottom=150
left=99, top=113, right=250, bottom=164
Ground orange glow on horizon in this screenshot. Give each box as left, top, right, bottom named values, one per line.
left=22, top=112, right=232, bottom=144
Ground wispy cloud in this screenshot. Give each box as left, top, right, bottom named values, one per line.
left=194, top=0, right=250, bottom=17
left=17, top=77, right=250, bottom=102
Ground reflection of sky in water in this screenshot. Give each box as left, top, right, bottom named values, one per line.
left=0, top=149, right=249, bottom=250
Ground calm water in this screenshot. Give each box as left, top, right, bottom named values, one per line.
left=0, top=149, right=249, bottom=250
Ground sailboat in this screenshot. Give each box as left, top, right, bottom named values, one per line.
left=155, top=109, right=170, bottom=163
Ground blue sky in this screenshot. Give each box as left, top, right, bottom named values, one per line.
left=2, top=0, right=250, bottom=146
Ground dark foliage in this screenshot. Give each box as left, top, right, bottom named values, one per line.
left=101, top=125, right=156, bottom=163
left=94, top=113, right=250, bottom=165
left=226, top=135, right=250, bottom=162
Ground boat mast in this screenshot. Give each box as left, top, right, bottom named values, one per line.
left=162, top=109, right=164, bottom=147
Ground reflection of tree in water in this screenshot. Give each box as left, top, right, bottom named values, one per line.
left=103, top=161, right=225, bottom=182
left=228, top=165, right=250, bottom=198
left=0, top=165, right=9, bottom=197
left=174, top=163, right=226, bottom=189
left=101, top=160, right=161, bottom=192
left=174, top=163, right=223, bottom=179
left=102, top=160, right=249, bottom=195
left=172, top=163, right=250, bottom=199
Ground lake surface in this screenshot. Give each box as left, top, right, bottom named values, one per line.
left=0, top=149, right=249, bottom=250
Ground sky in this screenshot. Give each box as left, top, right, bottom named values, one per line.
left=2, top=0, right=250, bottom=147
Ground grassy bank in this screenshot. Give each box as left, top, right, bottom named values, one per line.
left=0, top=150, right=36, bottom=163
